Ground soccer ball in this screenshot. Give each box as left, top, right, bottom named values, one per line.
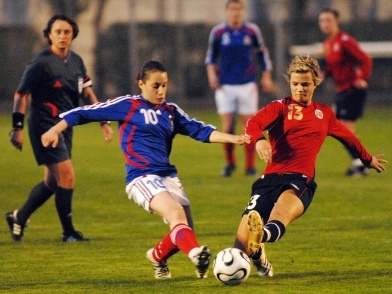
left=213, top=248, right=251, bottom=285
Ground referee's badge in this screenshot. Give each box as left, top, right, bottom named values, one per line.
left=315, top=109, right=323, bottom=119
left=78, top=77, right=83, bottom=94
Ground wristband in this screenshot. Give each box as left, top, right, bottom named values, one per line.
left=100, top=121, right=111, bottom=126
left=12, top=112, right=25, bottom=129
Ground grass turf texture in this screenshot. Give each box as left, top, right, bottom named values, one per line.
left=0, top=107, right=391, bottom=293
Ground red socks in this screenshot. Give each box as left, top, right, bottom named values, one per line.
left=152, top=223, right=199, bottom=262
left=223, top=143, right=236, bottom=165
left=244, top=141, right=256, bottom=169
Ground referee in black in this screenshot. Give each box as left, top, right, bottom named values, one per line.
left=6, top=14, right=113, bottom=242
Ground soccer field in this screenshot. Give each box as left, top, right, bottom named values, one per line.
left=0, top=108, right=391, bottom=293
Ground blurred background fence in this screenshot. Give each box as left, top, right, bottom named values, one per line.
left=1, top=0, right=391, bottom=111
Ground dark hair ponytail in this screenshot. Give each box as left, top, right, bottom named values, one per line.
left=137, top=61, right=166, bottom=82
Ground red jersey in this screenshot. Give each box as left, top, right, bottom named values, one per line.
left=322, top=31, right=372, bottom=92
left=245, top=96, right=372, bottom=178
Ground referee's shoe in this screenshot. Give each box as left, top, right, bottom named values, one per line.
left=5, top=210, right=25, bottom=242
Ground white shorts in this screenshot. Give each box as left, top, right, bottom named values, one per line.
left=125, top=174, right=190, bottom=213
left=215, top=82, right=259, bottom=115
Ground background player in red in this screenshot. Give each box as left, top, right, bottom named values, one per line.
left=6, top=15, right=113, bottom=242
left=318, top=8, right=373, bottom=176
left=205, top=0, right=273, bottom=177
left=233, top=56, right=386, bottom=277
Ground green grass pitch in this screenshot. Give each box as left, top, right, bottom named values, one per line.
left=0, top=107, right=391, bottom=293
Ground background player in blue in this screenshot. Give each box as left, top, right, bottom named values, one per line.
left=41, top=61, right=250, bottom=279
left=6, top=15, right=113, bottom=242
left=205, top=0, right=273, bottom=177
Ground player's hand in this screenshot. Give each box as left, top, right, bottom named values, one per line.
left=256, top=139, right=272, bottom=163
left=9, top=128, right=23, bottom=151
left=101, top=123, right=114, bottom=143
left=208, top=76, right=220, bottom=90
left=369, top=154, right=387, bottom=173
left=41, top=129, right=60, bottom=148
left=353, top=78, right=368, bottom=89
left=235, top=134, right=251, bottom=145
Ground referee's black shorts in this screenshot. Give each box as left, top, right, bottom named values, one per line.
left=242, top=173, right=317, bottom=221
left=335, top=87, right=367, bottom=121
left=28, top=115, right=72, bottom=166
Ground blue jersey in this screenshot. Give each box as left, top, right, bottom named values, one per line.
left=205, top=21, right=272, bottom=85
left=60, top=95, right=216, bottom=184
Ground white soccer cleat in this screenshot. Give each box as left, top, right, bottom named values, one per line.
left=190, top=245, right=211, bottom=278
left=146, top=248, right=172, bottom=279
left=252, top=243, right=274, bottom=277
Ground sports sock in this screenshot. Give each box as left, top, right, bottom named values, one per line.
left=17, top=181, right=54, bottom=225
left=352, top=158, right=364, bottom=167
left=55, top=187, right=75, bottom=235
left=262, top=220, right=286, bottom=243
left=152, top=223, right=198, bottom=262
left=244, top=141, right=256, bottom=169
left=172, top=223, right=199, bottom=255
left=223, top=143, right=236, bottom=165
left=151, top=231, right=178, bottom=262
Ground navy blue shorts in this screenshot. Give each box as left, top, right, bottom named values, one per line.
left=334, top=87, right=367, bottom=121
left=28, top=115, right=72, bottom=166
left=242, top=173, right=317, bottom=221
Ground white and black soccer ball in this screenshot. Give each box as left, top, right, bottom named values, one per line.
left=213, top=248, right=251, bottom=285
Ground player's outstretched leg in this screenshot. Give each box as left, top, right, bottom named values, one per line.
left=247, top=210, right=273, bottom=277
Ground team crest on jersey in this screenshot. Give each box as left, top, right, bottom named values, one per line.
left=221, top=32, right=231, bottom=45
left=243, top=35, right=251, bottom=45
left=315, top=109, right=323, bottom=119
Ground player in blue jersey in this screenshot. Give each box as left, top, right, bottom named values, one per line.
left=205, top=0, right=273, bottom=177
left=41, top=60, right=250, bottom=279
left=6, top=15, right=113, bottom=243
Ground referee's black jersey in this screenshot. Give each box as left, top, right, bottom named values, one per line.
left=16, top=48, right=92, bottom=120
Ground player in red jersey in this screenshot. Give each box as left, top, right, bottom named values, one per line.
left=233, top=56, right=386, bottom=277
left=318, top=8, right=373, bottom=176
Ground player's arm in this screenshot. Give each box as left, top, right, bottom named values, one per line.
left=81, top=86, right=113, bottom=143
left=206, top=64, right=220, bottom=89
left=343, top=38, right=372, bottom=88
left=208, top=130, right=250, bottom=145
left=329, top=116, right=386, bottom=173
left=10, top=92, right=29, bottom=151
left=255, top=137, right=272, bottom=163
left=256, top=46, right=273, bottom=93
